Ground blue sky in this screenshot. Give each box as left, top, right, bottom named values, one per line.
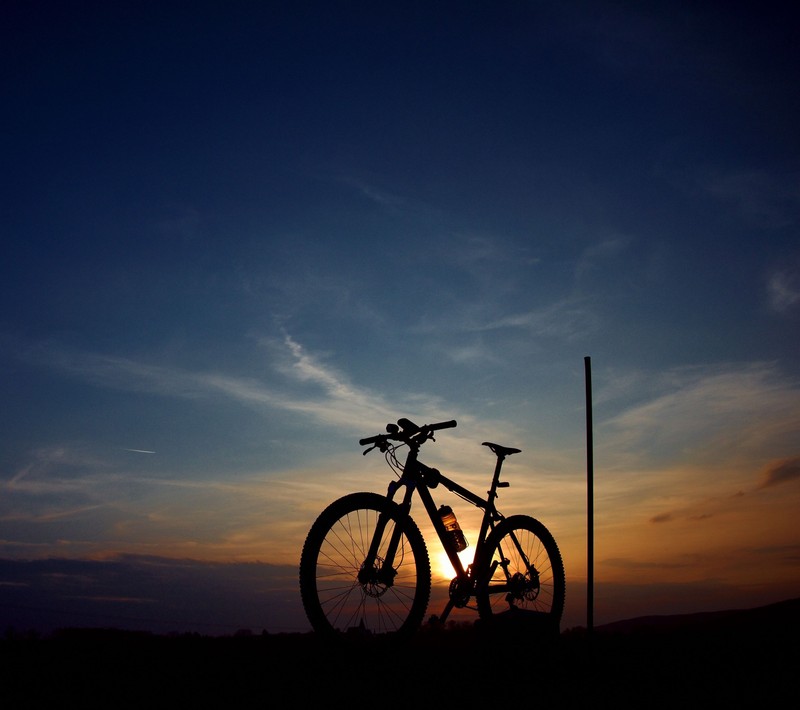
left=2, top=1, right=799, bottom=634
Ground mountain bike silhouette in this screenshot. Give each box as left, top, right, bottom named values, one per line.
left=299, top=418, right=565, bottom=638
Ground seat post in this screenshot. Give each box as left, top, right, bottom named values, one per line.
left=485, top=452, right=507, bottom=505
left=481, top=442, right=521, bottom=493
left=491, top=452, right=506, bottom=486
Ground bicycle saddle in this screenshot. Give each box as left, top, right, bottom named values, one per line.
left=482, top=442, right=521, bottom=457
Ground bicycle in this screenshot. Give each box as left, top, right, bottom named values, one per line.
left=299, top=417, right=566, bottom=639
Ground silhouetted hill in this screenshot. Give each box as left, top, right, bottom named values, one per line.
left=2, top=598, right=796, bottom=707
left=594, top=596, right=800, bottom=638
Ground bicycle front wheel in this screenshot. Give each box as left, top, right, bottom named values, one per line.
left=474, top=515, right=565, bottom=628
left=299, top=492, right=431, bottom=639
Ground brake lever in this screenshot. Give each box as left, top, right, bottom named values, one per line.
left=419, top=429, right=435, bottom=443
left=363, top=439, right=391, bottom=455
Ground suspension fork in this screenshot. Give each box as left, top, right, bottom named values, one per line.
left=357, top=479, right=415, bottom=587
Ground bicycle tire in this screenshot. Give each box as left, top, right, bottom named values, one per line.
left=474, top=515, right=565, bottom=628
left=299, top=492, right=431, bottom=639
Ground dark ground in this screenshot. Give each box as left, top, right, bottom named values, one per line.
left=2, top=598, right=797, bottom=707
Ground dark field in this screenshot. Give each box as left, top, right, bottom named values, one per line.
left=2, top=598, right=797, bottom=707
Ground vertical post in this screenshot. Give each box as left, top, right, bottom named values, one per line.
left=584, top=356, right=594, bottom=637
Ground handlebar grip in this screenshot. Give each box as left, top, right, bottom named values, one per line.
left=428, top=419, right=457, bottom=431
left=359, top=434, right=383, bottom=445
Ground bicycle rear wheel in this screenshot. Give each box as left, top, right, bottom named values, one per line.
left=299, top=492, right=431, bottom=639
left=474, top=515, right=565, bottom=629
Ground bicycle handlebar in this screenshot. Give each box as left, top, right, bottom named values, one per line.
left=427, top=419, right=457, bottom=432
left=359, top=418, right=457, bottom=446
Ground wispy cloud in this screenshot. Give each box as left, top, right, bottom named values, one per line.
left=599, top=362, right=800, bottom=472
left=767, top=266, right=800, bottom=314
left=757, top=456, right=800, bottom=490
left=267, top=333, right=406, bottom=429
left=442, top=234, right=541, bottom=280
left=413, top=297, right=598, bottom=344
left=700, top=169, right=799, bottom=229
left=340, top=176, right=407, bottom=210
left=10, top=333, right=442, bottom=438
left=444, top=343, right=502, bottom=365
left=574, top=237, right=631, bottom=286
left=6, top=446, right=107, bottom=495
left=472, top=299, right=600, bottom=340
left=20, top=341, right=232, bottom=401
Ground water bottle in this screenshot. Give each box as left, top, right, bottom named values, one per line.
left=438, top=505, right=468, bottom=552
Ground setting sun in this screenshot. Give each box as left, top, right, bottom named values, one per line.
left=432, top=544, right=475, bottom=583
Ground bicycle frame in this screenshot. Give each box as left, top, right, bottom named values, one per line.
left=362, top=433, right=517, bottom=623
left=300, top=417, right=566, bottom=637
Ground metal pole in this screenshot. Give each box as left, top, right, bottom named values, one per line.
left=584, top=356, right=594, bottom=637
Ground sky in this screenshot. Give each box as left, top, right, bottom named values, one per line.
left=2, top=1, right=799, bottom=636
